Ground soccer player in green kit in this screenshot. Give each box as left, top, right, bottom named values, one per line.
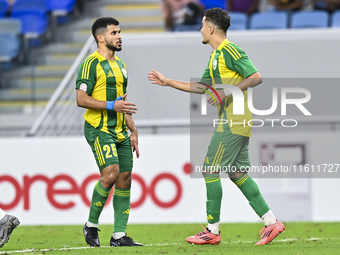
left=76, top=17, right=142, bottom=247
left=148, top=8, right=285, bottom=245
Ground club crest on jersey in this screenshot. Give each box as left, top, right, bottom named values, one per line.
left=121, top=68, right=127, bottom=78
left=213, top=59, right=217, bottom=70
left=80, top=83, right=87, bottom=92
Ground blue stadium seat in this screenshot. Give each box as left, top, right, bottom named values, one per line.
left=47, top=0, right=76, bottom=13
left=200, top=0, right=226, bottom=10
left=0, top=0, right=8, bottom=18
left=229, top=12, right=248, bottom=30
left=11, top=11, right=48, bottom=36
left=0, top=33, right=21, bottom=62
left=11, top=0, right=49, bottom=36
left=250, top=12, right=288, bottom=30
left=12, top=0, right=48, bottom=12
left=291, top=11, right=329, bottom=28
left=331, top=10, right=340, bottom=28
left=48, top=0, right=76, bottom=26
left=0, top=18, right=22, bottom=35
left=0, top=18, right=22, bottom=61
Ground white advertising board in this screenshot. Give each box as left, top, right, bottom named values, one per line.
left=0, top=132, right=340, bottom=225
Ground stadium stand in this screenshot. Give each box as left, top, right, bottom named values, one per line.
left=0, top=18, right=21, bottom=34
left=331, top=9, right=340, bottom=27
left=11, top=0, right=49, bottom=37
left=47, top=0, right=77, bottom=13
left=228, top=12, right=248, bottom=30
left=290, top=10, right=329, bottom=28
left=0, top=33, right=21, bottom=62
left=200, top=0, right=226, bottom=10
left=173, top=24, right=201, bottom=31
left=0, top=0, right=8, bottom=17
left=0, top=0, right=164, bottom=136
left=250, top=12, right=289, bottom=29
left=0, top=18, right=22, bottom=62
left=48, top=0, right=77, bottom=39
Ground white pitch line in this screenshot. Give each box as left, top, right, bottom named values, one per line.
left=0, top=237, right=332, bottom=254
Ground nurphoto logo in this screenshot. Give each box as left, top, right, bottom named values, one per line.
left=200, top=84, right=312, bottom=128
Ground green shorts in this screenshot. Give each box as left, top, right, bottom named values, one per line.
left=84, top=122, right=133, bottom=172
left=203, top=124, right=250, bottom=175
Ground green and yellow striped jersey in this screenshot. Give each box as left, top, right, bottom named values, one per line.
left=201, top=39, right=258, bottom=137
left=76, top=51, right=129, bottom=142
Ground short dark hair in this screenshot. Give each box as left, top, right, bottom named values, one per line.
left=204, top=8, right=230, bottom=33
left=92, top=17, right=119, bottom=44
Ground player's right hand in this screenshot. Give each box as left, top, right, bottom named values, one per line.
left=114, top=93, right=138, bottom=114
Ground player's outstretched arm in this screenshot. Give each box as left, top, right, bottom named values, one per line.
left=76, top=90, right=138, bottom=114
left=148, top=69, right=205, bottom=94
left=126, top=113, right=140, bottom=158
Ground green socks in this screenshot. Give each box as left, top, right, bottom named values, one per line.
left=203, top=173, right=270, bottom=224
left=88, top=181, right=111, bottom=224
left=232, top=174, right=270, bottom=217
left=204, top=174, right=223, bottom=224
left=88, top=182, right=131, bottom=233
left=113, top=187, right=131, bottom=233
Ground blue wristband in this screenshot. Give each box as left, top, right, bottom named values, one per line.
left=106, top=96, right=123, bottom=110
left=106, top=101, right=114, bottom=110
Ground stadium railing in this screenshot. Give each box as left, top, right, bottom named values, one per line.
left=26, top=35, right=95, bottom=136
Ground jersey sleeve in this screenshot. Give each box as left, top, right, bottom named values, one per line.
left=75, top=57, right=98, bottom=96
left=222, top=44, right=258, bottom=78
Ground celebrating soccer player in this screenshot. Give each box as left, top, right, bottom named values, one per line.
left=76, top=17, right=142, bottom=247
left=148, top=8, right=285, bottom=245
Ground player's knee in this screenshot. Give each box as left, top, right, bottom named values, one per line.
left=100, top=175, right=116, bottom=189
left=229, top=171, right=245, bottom=180
left=117, top=182, right=131, bottom=190
left=100, top=165, right=120, bottom=188
left=115, top=171, right=132, bottom=189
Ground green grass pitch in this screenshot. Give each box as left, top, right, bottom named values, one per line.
left=1, top=222, right=340, bottom=254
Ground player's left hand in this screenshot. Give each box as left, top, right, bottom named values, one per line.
left=130, top=131, right=140, bottom=158
left=148, top=69, right=168, bottom=86
left=206, top=89, right=226, bottom=107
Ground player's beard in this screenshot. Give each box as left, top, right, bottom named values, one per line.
left=201, top=34, right=208, bottom=45
left=105, top=39, right=122, bottom=52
